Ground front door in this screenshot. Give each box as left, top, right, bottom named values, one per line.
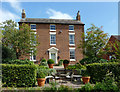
left=51, top=53, right=56, bottom=63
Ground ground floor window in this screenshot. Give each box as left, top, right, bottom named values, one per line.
left=69, top=48, right=75, bottom=61
left=30, top=50, right=36, bottom=61
left=30, top=54, right=36, bottom=61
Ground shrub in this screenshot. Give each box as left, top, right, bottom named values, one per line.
left=79, top=57, right=108, bottom=65
left=2, top=59, right=34, bottom=65
left=37, top=71, right=46, bottom=78
left=80, top=83, right=93, bottom=92
left=58, top=85, right=73, bottom=91
left=39, top=58, right=47, bottom=66
left=47, top=59, right=54, bottom=64
left=63, top=59, right=69, bottom=64
left=67, top=64, right=86, bottom=70
left=81, top=70, right=90, bottom=77
left=94, top=76, right=119, bottom=91
left=86, top=62, right=120, bottom=83
left=37, top=65, right=56, bottom=77
left=2, top=64, right=36, bottom=87
left=58, top=59, right=63, bottom=66
left=2, top=46, right=16, bottom=62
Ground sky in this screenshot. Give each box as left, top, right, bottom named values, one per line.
left=0, top=1, right=119, bottom=36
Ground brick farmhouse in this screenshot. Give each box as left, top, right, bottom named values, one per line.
left=18, top=9, right=85, bottom=64
left=103, top=35, right=120, bottom=60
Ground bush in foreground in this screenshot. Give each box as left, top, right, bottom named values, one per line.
left=2, top=64, right=36, bottom=87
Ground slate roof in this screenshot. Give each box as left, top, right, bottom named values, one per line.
left=112, top=35, right=120, bottom=41
left=18, top=18, right=84, bottom=25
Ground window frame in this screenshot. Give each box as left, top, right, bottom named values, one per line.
left=69, top=25, right=74, bottom=31
left=50, top=24, right=56, bottom=31
left=30, top=24, right=36, bottom=31
left=69, top=48, right=76, bottom=61
left=30, top=32, right=37, bottom=46
left=50, top=32, right=56, bottom=45
left=69, top=33, right=75, bottom=46
left=30, top=50, right=36, bottom=61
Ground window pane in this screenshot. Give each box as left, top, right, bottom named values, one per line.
left=69, top=35, right=75, bottom=44
left=69, top=25, right=74, bottom=30
left=70, top=49, right=75, bottom=59
left=31, top=25, right=36, bottom=29
left=33, top=55, right=36, bottom=60
left=50, top=25, right=56, bottom=30
left=50, top=34, right=56, bottom=44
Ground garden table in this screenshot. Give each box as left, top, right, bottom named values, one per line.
left=72, top=75, right=82, bottom=82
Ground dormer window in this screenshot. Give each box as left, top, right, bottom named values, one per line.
left=69, top=25, right=74, bottom=31
left=30, top=24, right=36, bottom=30
left=50, top=24, right=56, bottom=31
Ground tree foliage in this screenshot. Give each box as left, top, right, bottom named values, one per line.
left=107, top=40, right=120, bottom=60
left=2, top=45, right=16, bottom=60
left=1, top=20, right=39, bottom=59
left=113, top=40, right=120, bottom=59
left=79, top=24, right=109, bottom=58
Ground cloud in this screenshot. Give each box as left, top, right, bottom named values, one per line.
left=0, top=8, right=20, bottom=23
left=7, top=0, right=22, bottom=13
left=46, top=9, right=73, bottom=19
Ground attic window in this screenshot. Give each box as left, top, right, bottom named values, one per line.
left=31, top=24, right=36, bottom=30
left=50, top=24, right=56, bottom=31
left=69, top=25, right=74, bottom=31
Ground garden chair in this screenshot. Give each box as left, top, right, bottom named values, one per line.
left=66, top=72, right=74, bottom=82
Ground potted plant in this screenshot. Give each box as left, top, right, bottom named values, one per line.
left=82, top=70, right=90, bottom=84
left=37, top=70, right=46, bottom=87
left=47, top=59, right=54, bottom=68
left=39, top=58, right=47, bottom=66
left=58, top=59, right=63, bottom=66
left=63, top=59, right=69, bottom=69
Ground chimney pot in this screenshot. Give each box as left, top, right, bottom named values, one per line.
left=22, top=9, right=26, bottom=18
left=76, top=11, right=80, bottom=21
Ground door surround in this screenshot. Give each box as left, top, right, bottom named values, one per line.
left=48, top=47, right=59, bottom=64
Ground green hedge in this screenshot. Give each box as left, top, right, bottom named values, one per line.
left=86, top=62, right=120, bottom=83
left=2, top=64, right=36, bottom=87
left=66, top=64, right=86, bottom=70
left=2, top=59, right=34, bottom=65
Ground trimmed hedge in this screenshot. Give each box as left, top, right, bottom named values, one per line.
left=2, top=59, right=34, bottom=65
left=2, top=64, right=36, bottom=87
left=79, top=57, right=108, bottom=65
left=66, top=64, right=86, bottom=70
left=86, top=62, right=120, bottom=83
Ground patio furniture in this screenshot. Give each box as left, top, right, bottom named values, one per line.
left=66, top=72, right=74, bottom=81
left=51, top=72, right=60, bottom=82
left=73, top=75, right=82, bottom=82
left=45, top=76, right=54, bottom=84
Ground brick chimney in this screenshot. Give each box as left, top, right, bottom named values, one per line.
left=22, top=9, right=26, bottom=18
left=76, top=11, right=80, bottom=21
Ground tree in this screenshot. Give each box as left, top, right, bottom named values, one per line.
left=1, top=20, right=39, bottom=59
left=79, top=24, right=109, bottom=58
left=2, top=45, right=16, bottom=60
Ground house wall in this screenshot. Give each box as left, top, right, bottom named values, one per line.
left=103, top=35, right=120, bottom=60
left=19, top=23, right=84, bottom=64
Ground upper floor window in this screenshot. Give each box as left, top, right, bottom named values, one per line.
left=69, top=25, right=74, bottom=31
left=69, top=35, right=75, bottom=45
left=69, top=33, right=75, bottom=45
left=50, top=33, right=56, bottom=45
left=50, top=24, right=56, bottom=31
left=31, top=24, right=36, bottom=30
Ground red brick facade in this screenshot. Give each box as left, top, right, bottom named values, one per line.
left=19, top=10, right=84, bottom=64
left=103, top=35, right=120, bottom=60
